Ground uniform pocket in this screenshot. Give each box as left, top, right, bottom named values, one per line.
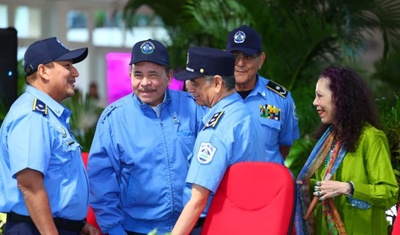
left=258, top=118, right=281, bottom=146
left=177, top=130, right=196, bottom=157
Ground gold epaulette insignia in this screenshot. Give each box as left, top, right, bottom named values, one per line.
left=32, top=98, right=48, bottom=116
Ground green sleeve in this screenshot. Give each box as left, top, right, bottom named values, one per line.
left=350, top=128, right=398, bottom=209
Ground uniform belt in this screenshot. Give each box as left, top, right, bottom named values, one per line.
left=194, top=217, right=206, bottom=228
left=7, top=212, right=86, bottom=232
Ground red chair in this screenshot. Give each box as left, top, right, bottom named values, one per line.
left=201, top=162, right=296, bottom=235
left=81, top=152, right=104, bottom=234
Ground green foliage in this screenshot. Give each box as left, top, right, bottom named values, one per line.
left=147, top=229, right=171, bottom=235
left=377, top=95, right=400, bottom=233
left=62, top=92, right=103, bottom=152
left=122, top=0, right=400, bottom=141
left=285, top=138, right=315, bottom=178
left=370, top=54, right=400, bottom=103
left=0, top=102, right=7, bottom=126
left=378, top=95, right=400, bottom=184
left=123, top=0, right=400, bottom=85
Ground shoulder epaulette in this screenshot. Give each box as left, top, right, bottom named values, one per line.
left=266, top=80, right=288, bottom=98
left=32, top=98, right=48, bottom=116
left=203, top=111, right=224, bottom=131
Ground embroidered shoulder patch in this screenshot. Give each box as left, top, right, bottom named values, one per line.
left=32, top=98, right=48, bottom=116
left=203, top=111, right=224, bottom=130
left=197, top=142, right=217, bottom=164
left=266, top=80, right=288, bottom=98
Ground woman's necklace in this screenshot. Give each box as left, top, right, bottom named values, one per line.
left=324, top=138, right=337, bottom=168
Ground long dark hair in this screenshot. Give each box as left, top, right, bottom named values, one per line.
left=313, top=67, right=380, bottom=152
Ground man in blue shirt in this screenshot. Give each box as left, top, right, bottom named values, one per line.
left=226, top=25, right=300, bottom=163
left=88, top=39, right=205, bottom=235
left=171, top=47, right=265, bottom=235
left=0, top=37, right=99, bottom=235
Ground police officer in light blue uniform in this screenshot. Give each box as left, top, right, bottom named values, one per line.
left=0, top=37, right=99, bottom=234
left=171, top=47, right=265, bottom=235
left=226, top=25, right=300, bottom=164
left=88, top=39, right=205, bottom=235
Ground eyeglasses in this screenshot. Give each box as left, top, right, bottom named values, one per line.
left=232, top=52, right=260, bottom=63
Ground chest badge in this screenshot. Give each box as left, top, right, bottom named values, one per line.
left=260, top=104, right=281, bottom=120
left=57, top=126, right=68, bottom=138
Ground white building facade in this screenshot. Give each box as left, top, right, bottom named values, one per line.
left=0, top=0, right=169, bottom=103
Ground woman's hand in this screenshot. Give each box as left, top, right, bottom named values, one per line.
left=313, top=180, right=352, bottom=200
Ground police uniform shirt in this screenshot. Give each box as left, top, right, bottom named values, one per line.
left=244, top=75, right=300, bottom=163
left=0, top=85, right=88, bottom=220
left=184, top=92, right=265, bottom=217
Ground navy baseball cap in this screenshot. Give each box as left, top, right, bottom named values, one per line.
left=129, top=39, right=169, bottom=66
left=174, top=46, right=235, bottom=81
left=24, top=37, right=88, bottom=76
left=226, top=25, right=262, bottom=55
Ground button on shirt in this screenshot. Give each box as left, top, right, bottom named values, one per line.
left=0, top=85, right=89, bottom=220
left=184, top=92, right=265, bottom=217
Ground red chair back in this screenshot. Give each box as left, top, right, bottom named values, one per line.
left=201, top=162, right=296, bottom=235
left=392, top=205, right=400, bottom=235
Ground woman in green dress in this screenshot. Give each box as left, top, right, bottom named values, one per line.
left=294, top=66, right=399, bottom=235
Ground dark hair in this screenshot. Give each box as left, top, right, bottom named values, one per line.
left=204, top=75, right=235, bottom=91
left=221, top=75, right=235, bottom=90
left=313, top=66, right=380, bottom=152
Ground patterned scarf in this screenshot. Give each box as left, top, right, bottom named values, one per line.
left=294, top=127, right=347, bottom=235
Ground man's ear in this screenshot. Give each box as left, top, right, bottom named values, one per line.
left=258, top=52, right=266, bottom=70
left=167, top=69, right=173, bottom=84
left=213, top=75, right=223, bottom=93
left=37, top=64, right=50, bottom=81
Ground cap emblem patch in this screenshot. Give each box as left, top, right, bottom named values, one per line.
left=56, top=39, right=69, bottom=50
left=140, top=41, right=155, bottom=54
left=233, top=31, right=246, bottom=44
